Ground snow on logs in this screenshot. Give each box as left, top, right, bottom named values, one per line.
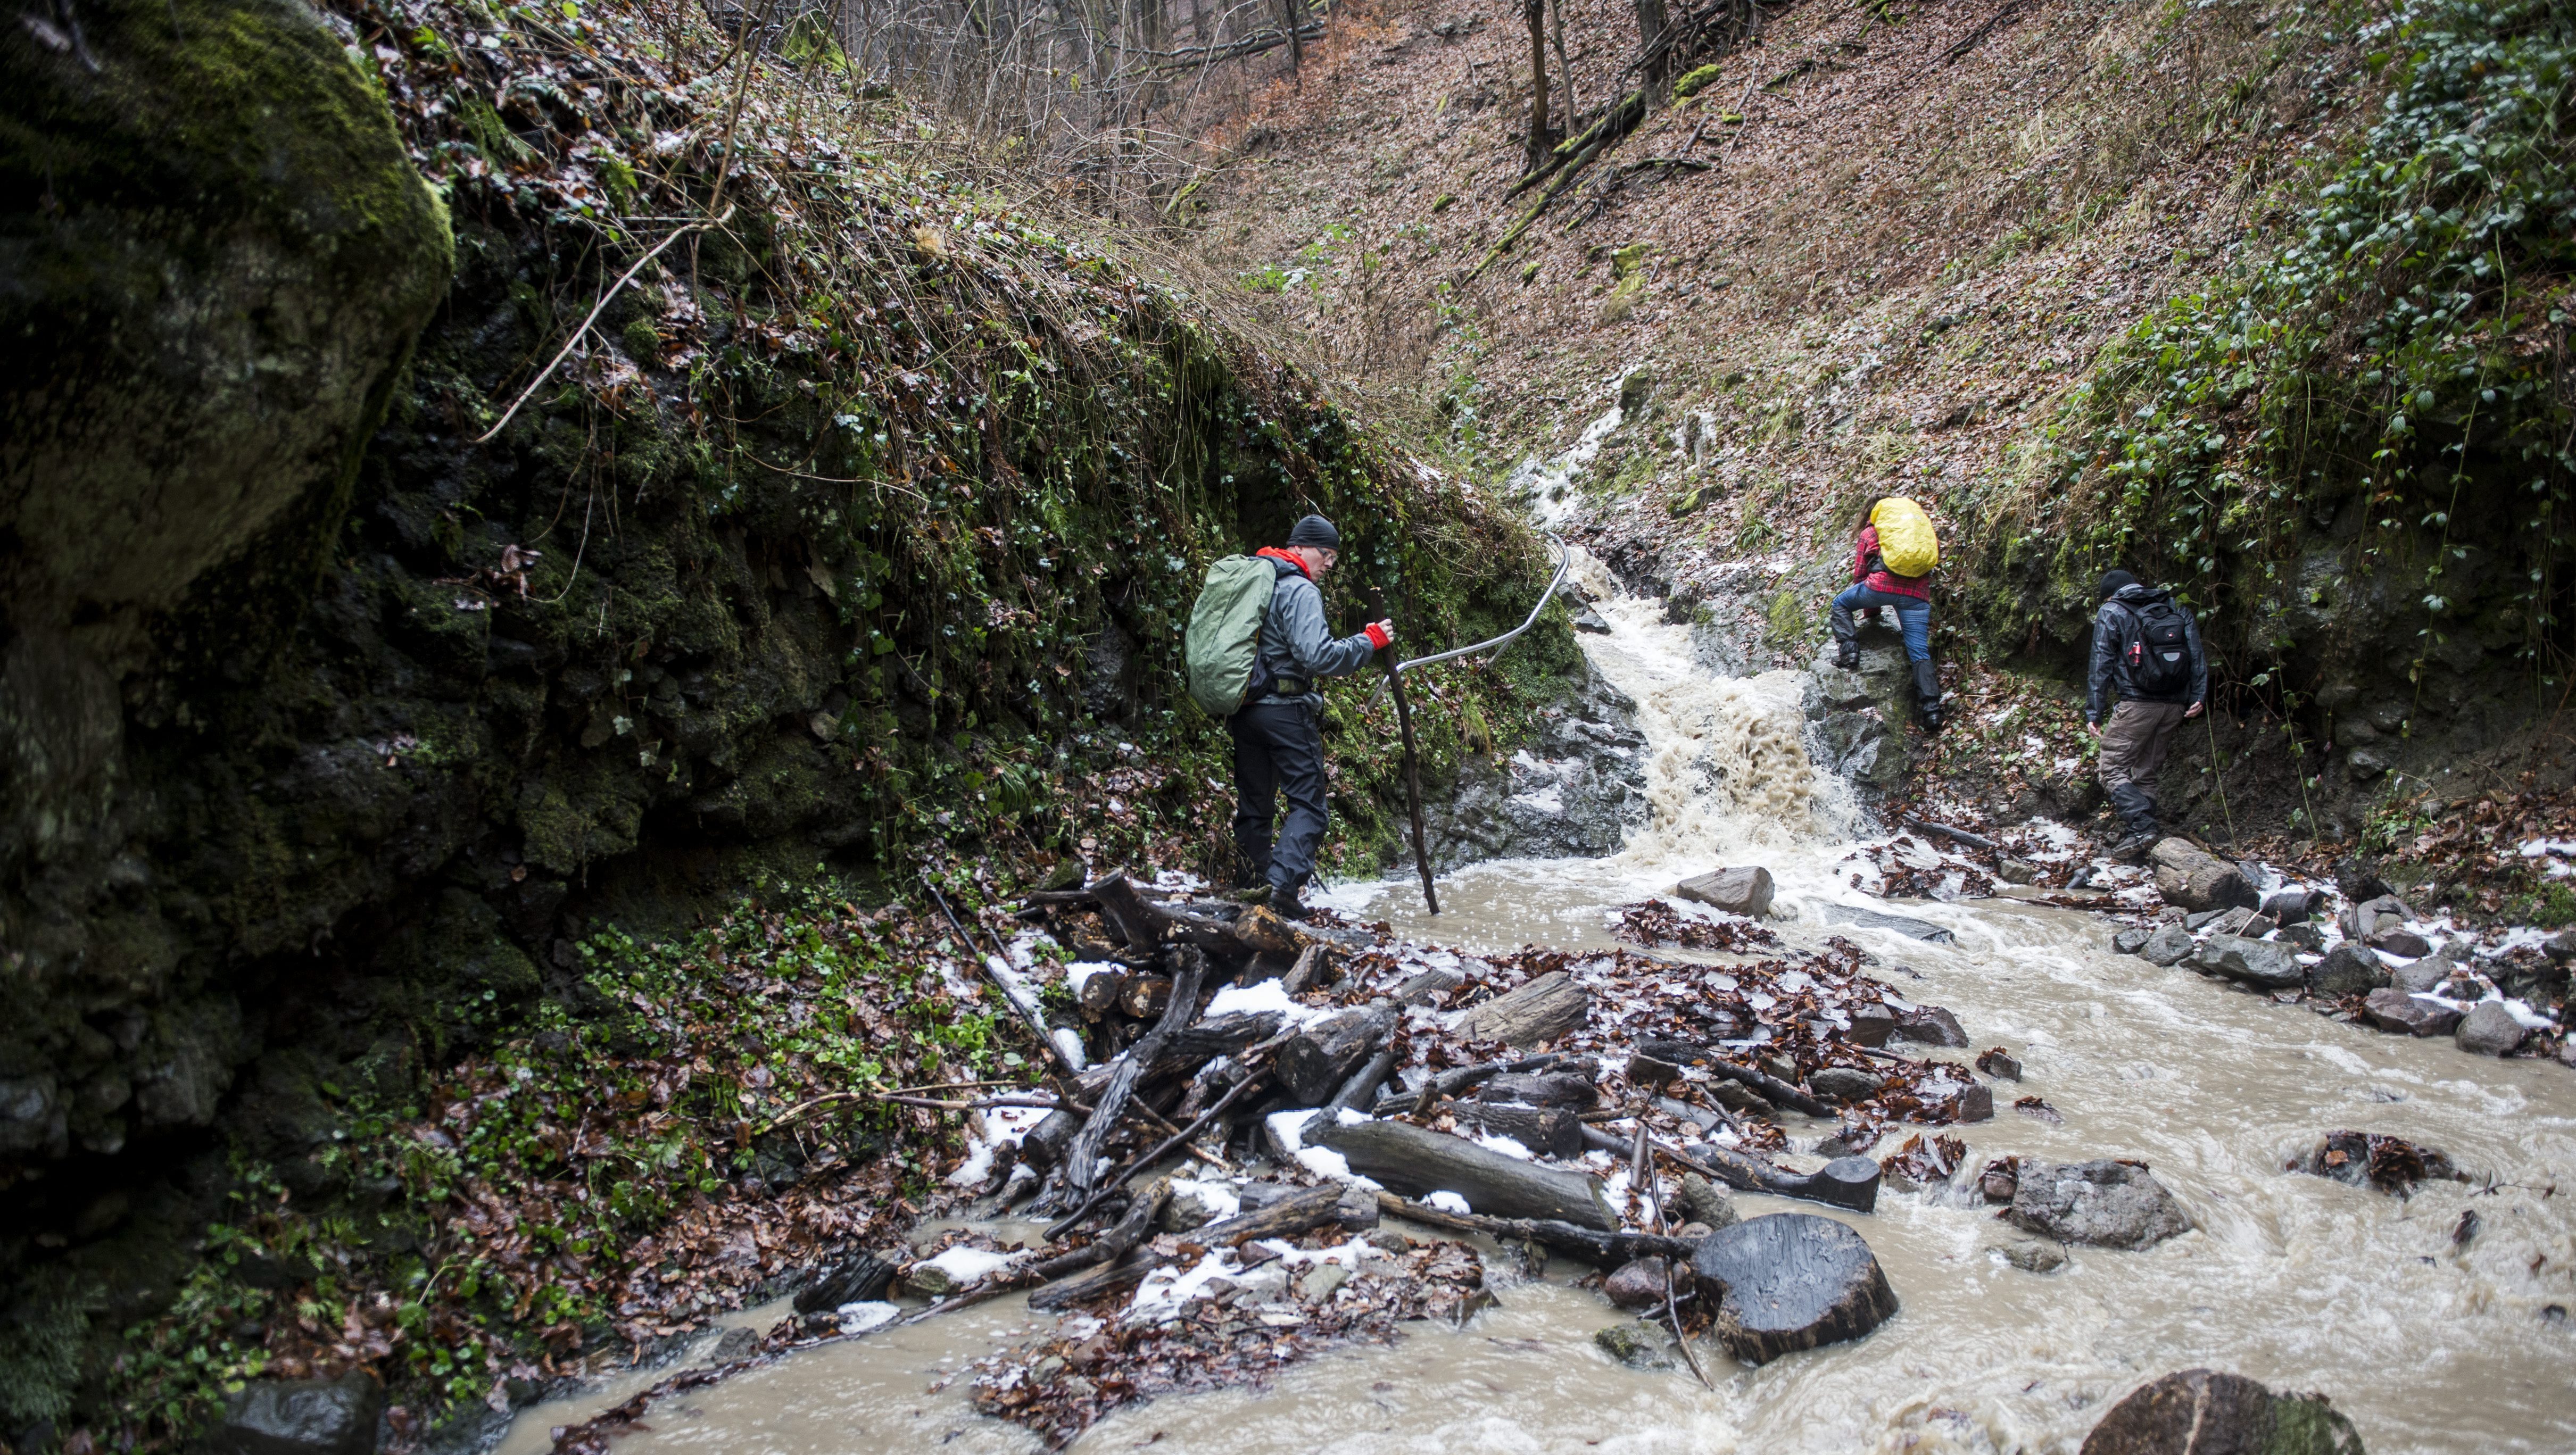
left=1310, top=1117, right=1619, bottom=1229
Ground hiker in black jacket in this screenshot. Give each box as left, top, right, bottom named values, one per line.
left=2086, top=570, right=2208, bottom=860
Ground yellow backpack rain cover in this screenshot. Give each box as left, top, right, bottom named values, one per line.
left=1870, top=497, right=1939, bottom=578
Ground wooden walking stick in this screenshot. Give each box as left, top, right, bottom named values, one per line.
left=1366, top=585, right=1439, bottom=914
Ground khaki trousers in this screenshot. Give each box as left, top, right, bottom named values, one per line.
left=2097, top=699, right=2187, bottom=791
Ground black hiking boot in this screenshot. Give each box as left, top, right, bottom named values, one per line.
left=1911, top=659, right=1944, bottom=733
left=1264, top=878, right=1312, bottom=920
left=1829, top=600, right=1861, bottom=669
left=2110, top=830, right=2159, bottom=862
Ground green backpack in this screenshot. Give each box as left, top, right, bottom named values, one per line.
left=1183, top=555, right=1281, bottom=718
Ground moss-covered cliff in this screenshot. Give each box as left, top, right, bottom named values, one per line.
left=0, top=0, right=1574, bottom=1441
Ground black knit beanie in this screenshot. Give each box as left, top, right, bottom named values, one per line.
left=1286, top=514, right=1341, bottom=550
left=2097, top=569, right=2139, bottom=603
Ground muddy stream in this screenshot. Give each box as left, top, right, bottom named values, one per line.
left=502, top=580, right=2576, bottom=1454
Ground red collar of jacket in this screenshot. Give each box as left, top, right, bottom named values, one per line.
left=1254, top=547, right=1311, bottom=579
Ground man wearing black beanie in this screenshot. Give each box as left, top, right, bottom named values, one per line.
left=1227, top=514, right=1393, bottom=917
left=2086, top=568, right=2207, bottom=859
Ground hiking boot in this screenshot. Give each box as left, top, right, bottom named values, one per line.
left=1828, top=600, right=1860, bottom=669
left=1834, top=639, right=1861, bottom=670
left=1266, top=879, right=1312, bottom=920
left=1911, top=659, right=1944, bottom=733
left=2110, top=830, right=2159, bottom=862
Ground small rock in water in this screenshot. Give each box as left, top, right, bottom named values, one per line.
left=1992, top=1237, right=2067, bottom=1274
left=2138, top=924, right=2196, bottom=967
left=2009, top=1160, right=2192, bottom=1250
left=794, top=1249, right=897, bottom=1313
left=2078, top=1368, right=2364, bottom=1455
left=2184, top=905, right=2252, bottom=935
left=213, top=1371, right=383, bottom=1455
left=1594, top=1319, right=1676, bottom=1369
left=1847, top=1004, right=1899, bottom=1046
left=2192, top=935, right=2305, bottom=991
left=2455, top=1001, right=2529, bottom=1057
left=1998, top=858, right=2039, bottom=885
left=1603, top=1256, right=1674, bottom=1310
left=2277, top=922, right=2325, bottom=950
left=2340, top=892, right=2415, bottom=944
left=2296, top=1131, right=2461, bottom=1194
left=2306, top=946, right=2388, bottom=999
left=1674, top=866, right=1776, bottom=918
left=2112, top=927, right=2153, bottom=955
left=1891, top=1005, right=1969, bottom=1047
left=1975, top=1047, right=2023, bottom=1081
left=2362, top=987, right=2463, bottom=1037
left=1679, top=1173, right=1741, bottom=1230
left=1810, top=1067, right=1885, bottom=1101
left=2149, top=839, right=2259, bottom=913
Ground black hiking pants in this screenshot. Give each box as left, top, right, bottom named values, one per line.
left=1229, top=698, right=1328, bottom=893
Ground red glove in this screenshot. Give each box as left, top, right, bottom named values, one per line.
left=1364, top=620, right=1394, bottom=650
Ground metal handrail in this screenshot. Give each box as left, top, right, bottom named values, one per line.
left=1365, top=533, right=1571, bottom=705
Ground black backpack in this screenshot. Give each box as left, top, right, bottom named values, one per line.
left=2120, top=596, right=2194, bottom=696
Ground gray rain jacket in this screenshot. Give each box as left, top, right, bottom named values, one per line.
left=2086, top=583, right=2207, bottom=722
left=1251, top=554, right=1377, bottom=706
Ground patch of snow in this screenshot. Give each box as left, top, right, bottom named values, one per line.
left=1170, top=1176, right=1240, bottom=1221
left=1210, top=981, right=1334, bottom=1025
left=1064, top=961, right=1122, bottom=993
left=1422, top=1190, right=1472, bottom=1215
left=1265, top=1109, right=1319, bottom=1153
left=1474, top=1134, right=1534, bottom=1161
left=836, top=1301, right=900, bottom=1335
left=1129, top=1251, right=1238, bottom=1315
left=920, top=1245, right=1017, bottom=1285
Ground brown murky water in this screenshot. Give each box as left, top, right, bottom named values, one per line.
left=502, top=585, right=2576, bottom=1454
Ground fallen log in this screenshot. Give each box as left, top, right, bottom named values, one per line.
left=1475, top=1070, right=1599, bottom=1110
left=1313, top=1118, right=1616, bottom=1229
left=1119, top=975, right=1173, bottom=1020
left=1279, top=942, right=1331, bottom=994
left=1633, top=1038, right=1833, bottom=1117
left=1374, top=1052, right=1563, bottom=1116
left=1076, top=968, right=1127, bottom=1021
left=1452, top=1101, right=1585, bottom=1159
left=1049, top=952, right=1208, bottom=1210
left=1375, top=1192, right=1694, bottom=1268
left=1691, top=1212, right=1898, bottom=1365
left=1328, top=1045, right=1399, bottom=1113
left=1027, top=1249, right=1156, bottom=1312
left=1074, top=1011, right=1280, bottom=1098
left=1457, top=971, right=1590, bottom=1047
left=1043, top=1058, right=1273, bottom=1240
left=1277, top=1005, right=1399, bottom=1105
left=1903, top=818, right=1997, bottom=851
left=1684, top=1144, right=1882, bottom=1213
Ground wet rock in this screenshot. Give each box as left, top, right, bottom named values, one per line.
left=1935, top=1080, right=1996, bottom=1122
left=2367, top=927, right=2432, bottom=958
left=1980, top=1163, right=2020, bottom=1202
left=2184, top=906, right=2254, bottom=935
left=1998, top=859, right=2039, bottom=885
left=2078, top=1368, right=2364, bottom=1455
left=1891, top=1005, right=1968, bottom=1047
left=2297, top=1131, right=2461, bottom=1193
left=1477, top=1072, right=1600, bottom=1110
left=1162, top=1183, right=1235, bottom=1232
left=1675, top=866, right=1775, bottom=918
left=2008, top=1160, right=2192, bottom=1250
left=1810, top=1067, right=1885, bottom=1101
left=2455, top=1002, right=2529, bottom=1057
left=2191, top=936, right=2305, bottom=991
left=1593, top=1320, right=1676, bottom=1369
left=2334, top=856, right=2392, bottom=904
left=1975, top=1047, right=2023, bottom=1081
left=1992, top=1237, right=2066, bottom=1274
left=1421, top=663, right=1648, bottom=868
left=2306, top=947, right=2389, bottom=999
left=793, top=1249, right=896, bottom=1313
left=2139, top=925, right=2197, bottom=967
left=212, top=1371, right=383, bottom=1455
left=1603, top=1256, right=1674, bottom=1310
left=2113, top=927, right=2153, bottom=955
left=2277, top=922, right=2325, bottom=951
left=1691, top=1212, right=1900, bottom=1365
left=1626, top=1050, right=1681, bottom=1090
left=2149, top=839, right=2259, bottom=913
left=2362, top=988, right=2461, bottom=1037
left=1705, top=1078, right=1774, bottom=1114
left=1847, top=1004, right=1898, bottom=1046
left=2546, top=929, right=2576, bottom=962
left=2339, top=893, right=2415, bottom=945
left=1298, top=1262, right=1352, bottom=1301
left=1678, top=1173, right=1741, bottom=1230
left=2387, top=957, right=2451, bottom=995
left=1822, top=903, right=1957, bottom=943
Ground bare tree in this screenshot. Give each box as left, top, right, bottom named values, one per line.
left=1632, top=0, right=1669, bottom=95
left=1523, top=0, right=1551, bottom=171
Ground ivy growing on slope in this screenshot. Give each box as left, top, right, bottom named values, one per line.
left=1978, top=0, right=2573, bottom=699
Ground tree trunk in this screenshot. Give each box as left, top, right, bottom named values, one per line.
left=1633, top=0, right=1669, bottom=96
left=1314, top=1118, right=1616, bottom=1228
left=1523, top=0, right=1551, bottom=171
left=1456, top=970, right=1589, bottom=1047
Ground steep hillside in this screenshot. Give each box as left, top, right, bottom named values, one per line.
left=1182, top=0, right=2575, bottom=860
left=0, top=0, right=1577, bottom=1441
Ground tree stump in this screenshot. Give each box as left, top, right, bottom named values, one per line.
left=1691, top=1212, right=1898, bottom=1365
